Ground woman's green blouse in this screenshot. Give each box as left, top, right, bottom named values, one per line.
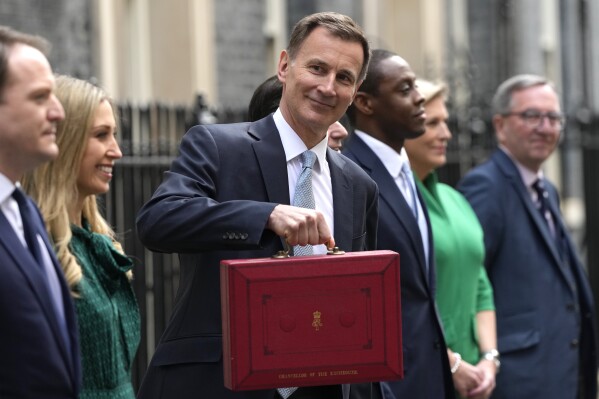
left=417, top=172, right=495, bottom=365
left=70, top=222, right=140, bottom=399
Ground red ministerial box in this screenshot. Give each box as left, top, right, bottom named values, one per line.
left=220, top=250, right=402, bottom=391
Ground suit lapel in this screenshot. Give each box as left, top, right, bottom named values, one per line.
left=250, top=116, right=290, bottom=206
left=493, top=151, right=573, bottom=285
left=344, top=135, right=429, bottom=279
left=416, top=188, right=436, bottom=292
left=0, top=211, right=75, bottom=377
left=327, top=149, right=353, bottom=250
left=34, top=210, right=79, bottom=386
left=250, top=117, right=358, bottom=251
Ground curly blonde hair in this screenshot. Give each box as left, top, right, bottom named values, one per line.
left=22, top=75, right=125, bottom=295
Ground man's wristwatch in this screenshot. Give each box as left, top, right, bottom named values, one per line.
left=481, top=349, right=501, bottom=372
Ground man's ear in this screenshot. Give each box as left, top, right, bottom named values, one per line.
left=277, top=50, right=289, bottom=83
left=493, top=114, right=505, bottom=144
left=352, top=92, right=374, bottom=116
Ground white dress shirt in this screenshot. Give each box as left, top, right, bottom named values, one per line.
left=354, top=130, right=430, bottom=268
left=273, top=109, right=333, bottom=255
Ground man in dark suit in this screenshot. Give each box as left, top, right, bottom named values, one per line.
left=343, top=49, right=455, bottom=399
left=458, top=74, right=597, bottom=399
left=0, top=26, right=81, bottom=398
left=136, top=12, right=379, bottom=399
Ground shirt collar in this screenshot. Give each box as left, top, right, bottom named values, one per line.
left=354, top=129, right=409, bottom=178
left=274, top=108, right=328, bottom=172
left=0, top=173, right=17, bottom=205
left=499, top=145, right=544, bottom=188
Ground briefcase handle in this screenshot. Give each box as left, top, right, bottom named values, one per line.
left=272, top=242, right=346, bottom=258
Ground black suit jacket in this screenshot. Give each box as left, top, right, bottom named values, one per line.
left=136, top=115, right=379, bottom=399
left=343, top=133, right=454, bottom=399
left=0, top=191, right=81, bottom=398
left=458, top=149, right=597, bottom=399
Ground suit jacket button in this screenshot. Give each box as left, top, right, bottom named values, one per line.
left=234, top=233, right=240, bottom=239
left=570, top=339, right=579, bottom=348
left=223, top=233, right=229, bottom=240
left=566, top=303, right=576, bottom=311
left=433, top=340, right=441, bottom=349
left=228, top=233, right=236, bottom=239
left=241, top=233, right=248, bottom=240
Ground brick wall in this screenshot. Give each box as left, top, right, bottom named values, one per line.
left=0, top=0, right=94, bottom=79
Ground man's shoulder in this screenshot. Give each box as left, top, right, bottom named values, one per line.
left=332, top=150, right=376, bottom=186
left=460, top=152, right=505, bottom=183
left=187, top=115, right=276, bottom=139
left=187, top=121, right=252, bottom=138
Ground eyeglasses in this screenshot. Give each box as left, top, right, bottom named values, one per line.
left=503, top=109, right=565, bottom=130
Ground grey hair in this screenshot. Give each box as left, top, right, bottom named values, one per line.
left=491, top=74, right=556, bottom=115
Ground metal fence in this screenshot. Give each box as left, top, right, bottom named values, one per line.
left=102, top=100, right=599, bottom=392
left=102, top=103, right=192, bottom=390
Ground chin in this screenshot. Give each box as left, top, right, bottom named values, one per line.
left=39, top=149, right=59, bottom=162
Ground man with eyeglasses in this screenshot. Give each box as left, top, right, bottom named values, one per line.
left=458, top=74, right=597, bottom=399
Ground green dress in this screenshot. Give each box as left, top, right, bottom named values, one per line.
left=70, top=221, right=140, bottom=399
left=416, top=172, right=495, bottom=366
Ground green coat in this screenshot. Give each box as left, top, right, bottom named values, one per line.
left=70, top=222, right=140, bottom=399
left=416, top=172, right=494, bottom=365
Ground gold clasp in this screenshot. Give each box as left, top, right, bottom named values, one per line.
left=327, top=247, right=346, bottom=255
left=272, top=241, right=291, bottom=258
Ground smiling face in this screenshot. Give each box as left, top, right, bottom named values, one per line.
left=495, top=84, right=561, bottom=172
left=278, top=26, right=363, bottom=148
left=404, top=95, right=452, bottom=179
left=0, top=44, right=64, bottom=181
left=76, top=100, right=122, bottom=200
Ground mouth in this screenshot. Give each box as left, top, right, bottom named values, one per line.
left=43, top=127, right=57, bottom=137
left=97, top=165, right=114, bottom=175
left=414, top=110, right=426, bottom=121
left=309, top=97, right=335, bottom=108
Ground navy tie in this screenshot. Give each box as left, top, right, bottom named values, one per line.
left=13, top=188, right=71, bottom=353
left=12, top=188, right=43, bottom=264
left=532, top=179, right=555, bottom=238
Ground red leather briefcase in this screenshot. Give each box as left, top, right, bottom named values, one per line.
left=220, top=249, right=402, bottom=391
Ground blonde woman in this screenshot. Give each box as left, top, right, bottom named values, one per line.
left=22, top=75, right=140, bottom=399
left=404, top=79, right=497, bottom=399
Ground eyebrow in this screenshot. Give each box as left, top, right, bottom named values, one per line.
left=307, top=58, right=358, bottom=82
left=91, top=124, right=116, bottom=130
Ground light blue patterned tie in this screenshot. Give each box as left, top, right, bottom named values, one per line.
left=277, top=387, right=298, bottom=399
left=291, top=150, right=317, bottom=257
left=277, top=151, right=317, bottom=399
left=401, top=162, right=419, bottom=219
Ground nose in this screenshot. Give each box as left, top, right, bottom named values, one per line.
left=536, top=115, right=556, bottom=132
left=440, top=122, right=452, bottom=140
left=49, top=94, right=65, bottom=121
left=413, top=88, right=425, bottom=106
left=108, top=136, right=123, bottom=159
left=318, top=74, right=336, bottom=96
left=328, top=121, right=348, bottom=140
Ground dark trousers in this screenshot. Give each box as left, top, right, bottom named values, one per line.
left=274, top=385, right=341, bottom=399
left=274, top=383, right=382, bottom=399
